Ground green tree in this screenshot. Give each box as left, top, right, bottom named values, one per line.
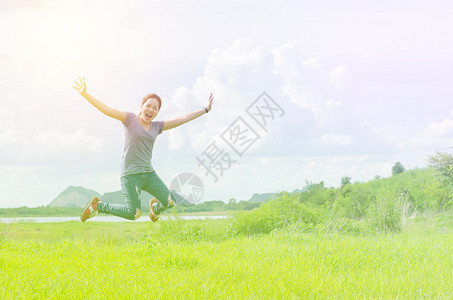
left=341, top=176, right=352, bottom=188
left=392, top=162, right=405, bottom=175
left=227, top=198, right=237, bottom=210
left=428, top=151, right=453, bottom=186
left=427, top=151, right=453, bottom=209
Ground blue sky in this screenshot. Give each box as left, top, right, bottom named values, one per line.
left=1, top=0, right=452, bottom=207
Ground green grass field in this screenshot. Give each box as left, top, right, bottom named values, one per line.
left=1, top=217, right=453, bottom=299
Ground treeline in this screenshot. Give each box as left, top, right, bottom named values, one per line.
left=229, top=152, right=453, bottom=235
left=172, top=200, right=260, bottom=214
left=0, top=206, right=82, bottom=218
left=0, top=199, right=260, bottom=217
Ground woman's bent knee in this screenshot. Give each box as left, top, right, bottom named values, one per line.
left=121, top=208, right=138, bottom=220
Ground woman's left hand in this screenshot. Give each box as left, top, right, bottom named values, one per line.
left=206, top=93, right=214, bottom=112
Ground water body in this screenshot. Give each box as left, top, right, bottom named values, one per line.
left=0, top=215, right=227, bottom=224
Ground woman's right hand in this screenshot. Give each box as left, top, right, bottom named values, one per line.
left=73, top=76, right=87, bottom=96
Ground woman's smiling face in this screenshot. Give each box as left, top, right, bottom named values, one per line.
left=140, top=97, right=160, bottom=122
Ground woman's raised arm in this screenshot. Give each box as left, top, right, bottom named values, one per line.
left=162, top=93, right=214, bottom=131
left=73, top=77, right=126, bottom=122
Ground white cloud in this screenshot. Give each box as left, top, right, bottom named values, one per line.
left=422, top=118, right=453, bottom=138
left=326, top=99, right=341, bottom=109
left=359, top=120, right=407, bottom=148
left=159, top=38, right=283, bottom=153
left=0, top=130, right=22, bottom=145
left=330, top=65, right=348, bottom=88
left=321, top=133, right=353, bottom=145
left=272, top=43, right=352, bottom=128
left=302, top=57, right=322, bottom=69
left=35, top=129, right=104, bottom=152
left=408, top=117, right=453, bottom=149
left=161, top=38, right=358, bottom=159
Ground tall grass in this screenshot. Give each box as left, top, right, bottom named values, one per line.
left=1, top=217, right=453, bottom=299
left=228, top=192, right=412, bottom=236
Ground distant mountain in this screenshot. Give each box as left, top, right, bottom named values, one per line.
left=48, top=186, right=101, bottom=208
left=247, top=193, right=275, bottom=203
left=51, top=185, right=291, bottom=208
left=246, top=189, right=309, bottom=203
left=49, top=185, right=192, bottom=208
left=291, top=188, right=308, bottom=194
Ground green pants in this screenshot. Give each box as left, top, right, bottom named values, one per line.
left=97, top=172, right=175, bottom=220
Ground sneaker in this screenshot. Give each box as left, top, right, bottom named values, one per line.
left=80, top=196, right=100, bottom=222
left=149, top=198, right=160, bottom=222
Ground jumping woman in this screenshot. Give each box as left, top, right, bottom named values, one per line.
left=73, top=77, right=214, bottom=222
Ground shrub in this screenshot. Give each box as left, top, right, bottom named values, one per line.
left=365, top=190, right=412, bottom=233
left=228, top=192, right=319, bottom=236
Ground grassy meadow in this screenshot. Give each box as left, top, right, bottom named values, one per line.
left=1, top=215, right=453, bottom=299
left=2, top=164, right=453, bottom=299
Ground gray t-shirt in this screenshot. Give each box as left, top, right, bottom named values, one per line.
left=120, top=112, right=164, bottom=177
